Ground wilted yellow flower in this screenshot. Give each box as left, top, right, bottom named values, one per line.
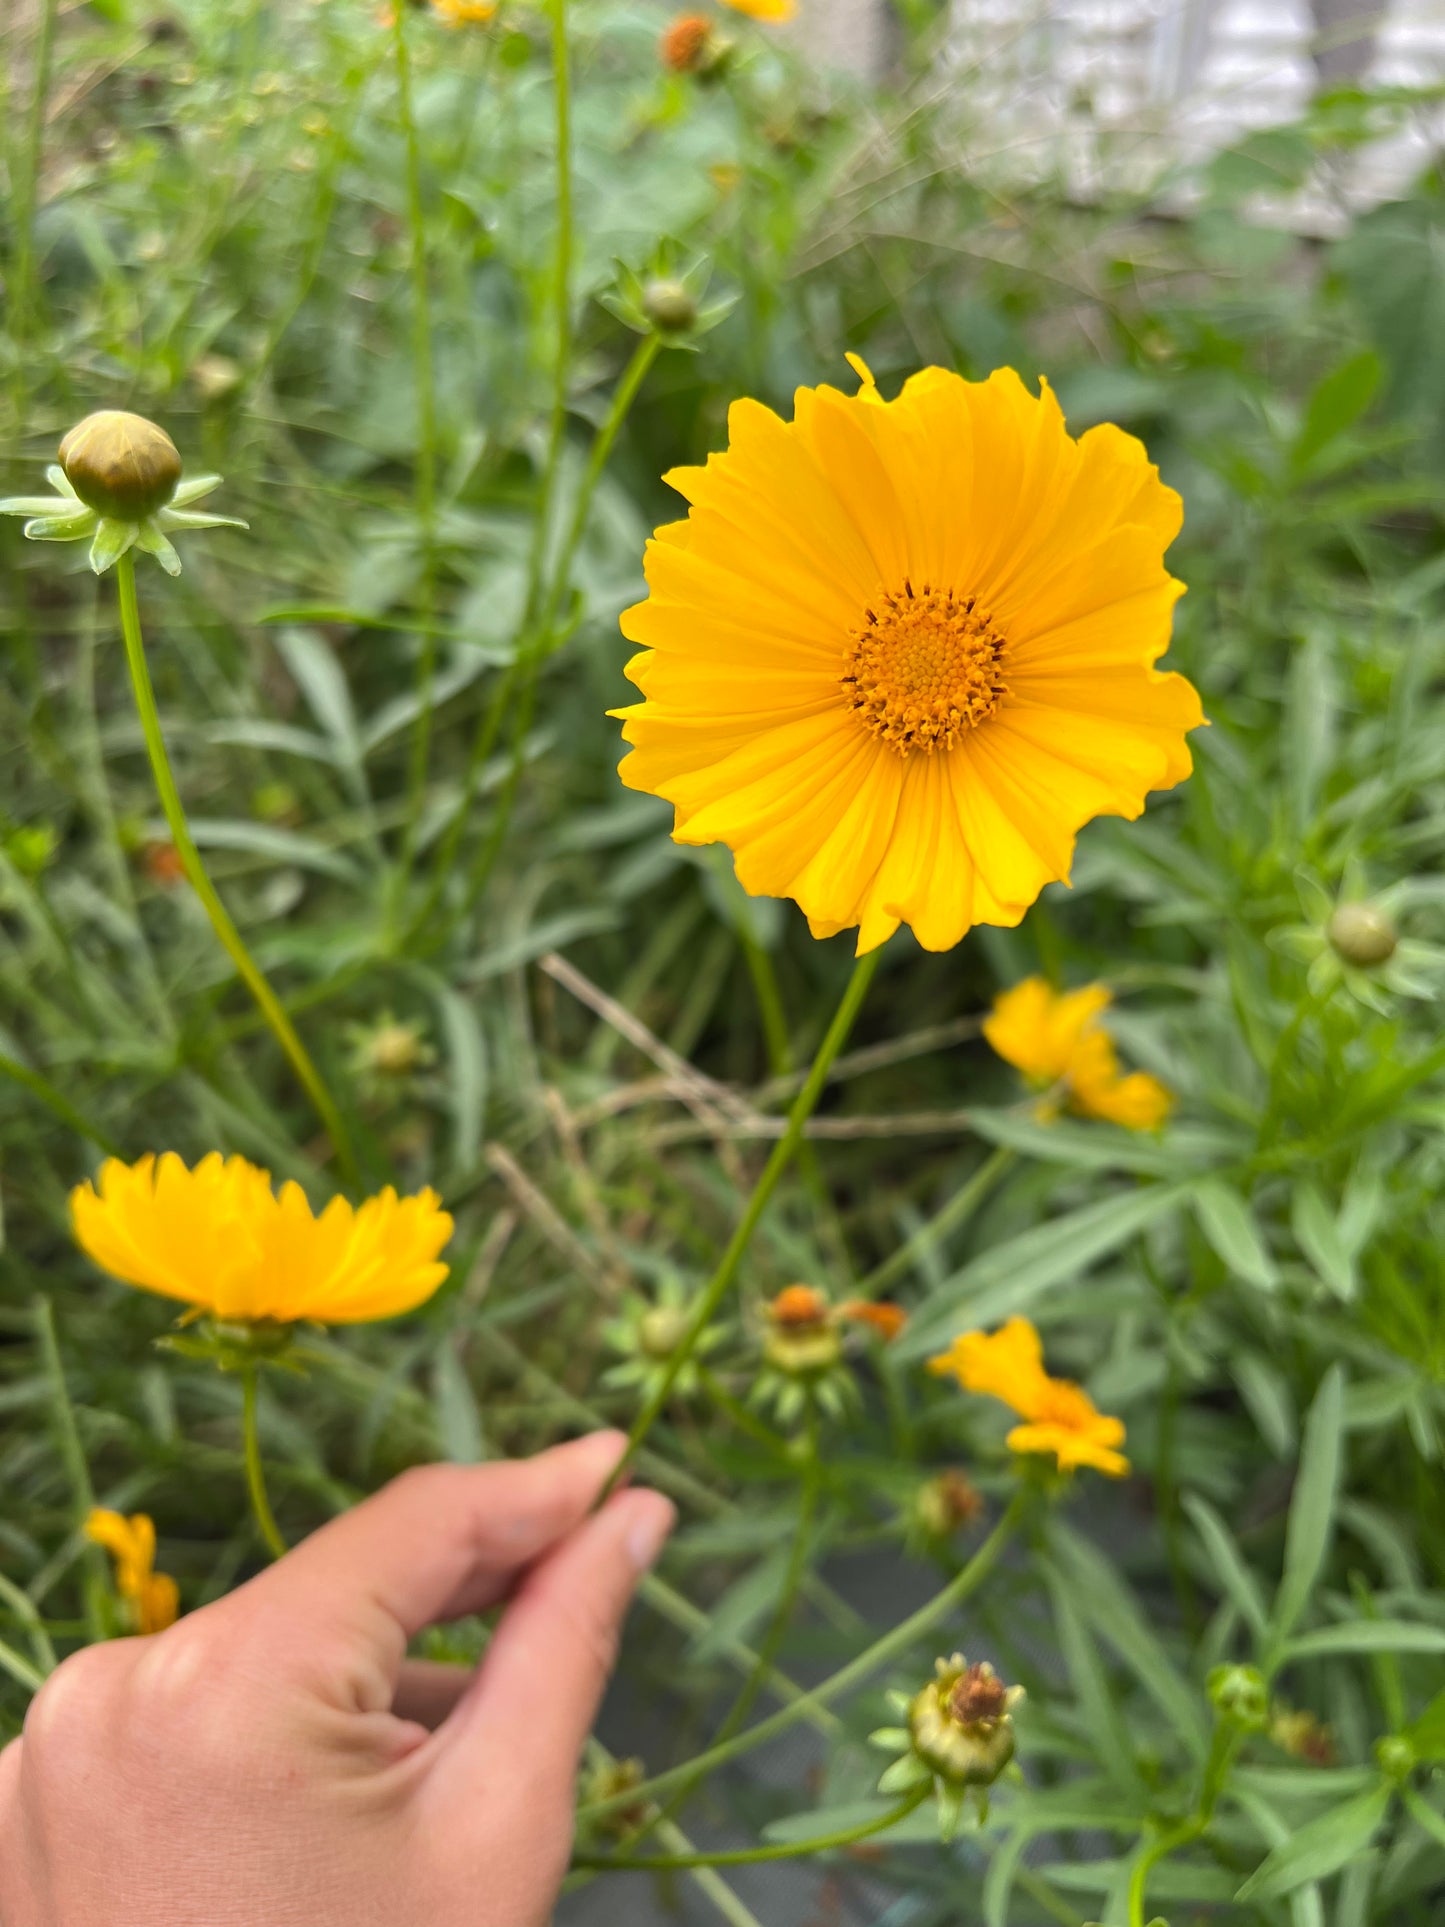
left=929, top=1315, right=1129, bottom=1477
left=614, top=361, right=1201, bottom=955
left=71, top=1152, right=452, bottom=1325
left=85, top=1509, right=179, bottom=1635
left=985, top=976, right=1172, bottom=1130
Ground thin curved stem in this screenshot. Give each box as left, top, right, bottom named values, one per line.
left=603, top=946, right=883, bottom=1495
left=1127, top=1723, right=1237, bottom=1927
left=115, top=553, right=358, bottom=1183
left=392, top=0, right=439, bottom=881
left=11, top=0, right=58, bottom=344
left=573, top=1785, right=929, bottom=1871
left=522, top=0, right=574, bottom=634
left=240, top=1365, right=288, bottom=1563
left=579, top=1488, right=1027, bottom=1823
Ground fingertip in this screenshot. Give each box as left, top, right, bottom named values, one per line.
left=615, top=1488, right=676, bottom=1573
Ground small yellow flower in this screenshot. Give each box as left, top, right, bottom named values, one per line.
left=70, top=1152, right=453, bottom=1325
left=720, top=0, right=795, bottom=17
left=614, top=363, right=1200, bottom=955
left=431, top=0, right=496, bottom=21
left=929, top=1315, right=1129, bottom=1478
left=85, top=1509, right=179, bottom=1635
left=985, top=976, right=1172, bottom=1131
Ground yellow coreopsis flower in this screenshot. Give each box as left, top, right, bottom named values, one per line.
left=431, top=0, right=497, bottom=22
left=70, top=1152, right=453, bottom=1325
left=721, top=0, right=795, bottom=17
left=985, top=976, right=1172, bottom=1130
left=929, top=1315, right=1129, bottom=1477
left=85, top=1509, right=179, bottom=1635
left=614, top=359, right=1201, bottom=955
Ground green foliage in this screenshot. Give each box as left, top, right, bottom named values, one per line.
left=4, top=4, right=1445, bottom=1922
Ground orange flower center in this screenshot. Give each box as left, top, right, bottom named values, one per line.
left=840, top=583, right=1009, bottom=756
left=770, top=1283, right=828, bottom=1327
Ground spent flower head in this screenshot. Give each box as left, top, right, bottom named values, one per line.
left=870, top=1655, right=1024, bottom=1838
left=1, top=410, right=246, bottom=576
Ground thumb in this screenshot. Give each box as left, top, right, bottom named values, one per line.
left=429, top=1486, right=674, bottom=1822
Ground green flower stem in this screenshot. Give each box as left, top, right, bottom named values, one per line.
left=11, top=0, right=59, bottom=344
left=240, top=1364, right=288, bottom=1563
left=857, top=1144, right=1014, bottom=1299
left=522, top=0, right=574, bottom=634
left=450, top=332, right=662, bottom=927
left=115, top=553, right=358, bottom=1183
left=697, top=1365, right=790, bottom=1454
left=0, top=1052, right=121, bottom=1157
left=0, top=1634, right=45, bottom=1697
left=1127, top=1721, right=1238, bottom=1927
left=33, top=1297, right=107, bottom=1643
left=579, top=1487, right=1027, bottom=1825
left=603, top=947, right=883, bottom=1496
left=0, top=1571, right=56, bottom=1676
left=573, top=1785, right=930, bottom=1872
left=391, top=0, right=440, bottom=883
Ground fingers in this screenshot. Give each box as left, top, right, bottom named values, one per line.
left=214, top=1431, right=628, bottom=1706
left=392, top=1660, right=473, bottom=1731
left=430, top=1486, right=674, bottom=1815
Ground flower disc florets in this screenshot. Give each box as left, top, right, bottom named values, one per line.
left=59, top=411, right=182, bottom=521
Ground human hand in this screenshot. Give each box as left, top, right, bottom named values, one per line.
left=0, top=1432, right=674, bottom=1926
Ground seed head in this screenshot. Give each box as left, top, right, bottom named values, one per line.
left=1327, top=900, right=1396, bottom=968
left=59, top=412, right=183, bottom=522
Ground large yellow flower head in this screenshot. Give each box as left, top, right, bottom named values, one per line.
left=929, top=1315, right=1128, bottom=1477
left=615, top=360, right=1202, bottom=955
left=70, top=1152, right=453, bottom=1326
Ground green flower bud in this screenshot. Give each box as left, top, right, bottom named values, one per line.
left=1375, top=1733, right=1415, bottom=1782
left=643, top=279, right=697, bottom=334
left=638, top=1305, right=690, bottom=1358
left=58, top=412, right=183, bottom=522
left=1327, top=901, right=1396, bottom=968
left=1208, top=1663, right=1269, bottom=1731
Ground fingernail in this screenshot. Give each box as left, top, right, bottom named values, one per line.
left=625, top=1494, right=676, bottom=1573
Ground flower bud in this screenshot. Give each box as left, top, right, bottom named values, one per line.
left=1327, top=901, right=1397, bottom=968
left=659, top=12, right=714, bottom=72
left=638, top=1305, right=690, bottom=1358
left=643, top=279, right=697, bottom=335
left=59, top=412, right=183, bottom=522
left=1375, top=1733, right=1415, bottom=1782
left=1207, top=1662, right=1269, bottom=1731
left=763, top=1283, right=842, bottom=1375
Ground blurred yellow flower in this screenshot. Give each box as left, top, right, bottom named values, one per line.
left=71, top=1152, right=453, bottom=1325
left=431, top=0, right=497, bottom=21
left=928, top=1315, right=1129, bottom=1477
left=721, top=0, right=795, bottom=17
left=614, top=361, right=1201, bottom=955
left=985, top=975, right=1172, bottom=1131
left=85, top=1509, right=179, bottom=1634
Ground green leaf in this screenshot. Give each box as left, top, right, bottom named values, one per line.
left=1193, top=1178, right=1279, bottom=1290
left=1405, top=1686, right=1445, bottom=1761
left=1235, top=1784, right=1392, bottom=1903
left=1184, top=1493, right=1269, bottom=1641
left=431, top=983, right=488, bottom=1184
left=1273, top=1366, right=1345, bottom=1643
left=432, top=1341, right=485, bottom=1464
left=1400, top=1783, right=1445, bottom=1850
left=1291, top=350, right=1383, bottom=474
left=898, top=1183, right=1191, bottom=1354
left=1285, top=1620, right=1445, bottom=1660
left=1292, top=1181, right=1356, bottom=1300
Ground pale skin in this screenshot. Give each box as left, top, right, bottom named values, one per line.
left=0, top=1432, right=676, bottom=1926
